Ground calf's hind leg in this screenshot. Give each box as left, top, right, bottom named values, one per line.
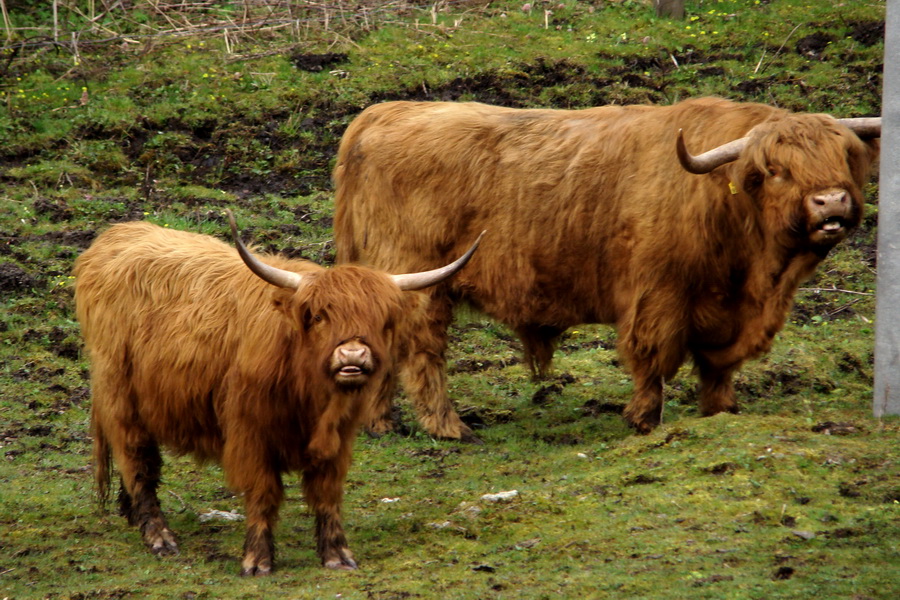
left=112, top=437, right=178, bottom=556
left=93, top=372, right=178, bottom=556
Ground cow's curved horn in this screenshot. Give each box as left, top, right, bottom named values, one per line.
left=676, top=129, right=750, bottom=175
left=390, top=230, right=486, bottom=291
left=836, top=117, right=881, bottom=139
left=226, top=209, right=304, bottom=290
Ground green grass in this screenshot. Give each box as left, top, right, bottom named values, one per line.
left=1, top=1, right=897, bottom=598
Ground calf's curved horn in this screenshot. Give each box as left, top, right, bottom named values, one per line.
left=227, top=209, right=305, bottom=290
left=390, top=230, right=486, bottom=291
left=676, top=129, right=750, bottom=175
left=836, top=117, right=881, bottom=139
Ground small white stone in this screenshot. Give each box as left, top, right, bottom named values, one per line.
left=198, top=509, right=244, bottom=522
left=481, top=490, right=519, bottom=502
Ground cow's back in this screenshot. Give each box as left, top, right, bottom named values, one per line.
left=75, top=222, right=305, bottom=457
left=333, top=98, right=777, bottom=330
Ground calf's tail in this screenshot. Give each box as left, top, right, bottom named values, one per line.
left=92, top=416, right=112, bottom=511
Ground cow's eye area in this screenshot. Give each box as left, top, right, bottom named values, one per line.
left=302, top=309, right=325, bottom=329
left=767, top=164, right=787, bottom=179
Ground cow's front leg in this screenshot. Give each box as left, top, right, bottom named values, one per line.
left=618, top=295, right=687, bottom=434
left=303, top=455, right=356, bottom=570
left=696, top=359, right=740, bottom=417
left=224, top=435, right=284, bottom=577
left=238, top=477, right=284, bottom=577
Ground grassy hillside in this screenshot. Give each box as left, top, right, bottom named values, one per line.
left=1, top=1, right=897, bottom=598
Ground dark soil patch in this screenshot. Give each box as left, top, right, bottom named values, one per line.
left=795, top=32, right=836, bottom=58
left=290, top=52, right=349, bottom=72
left=737, top=364, right=807, bottom=398
left=772, top=566, right=795, bottom=581
left=531, top=373, right=575, bottom=406
left=33, top=197, right=74, bottom=222
left=458, top=406, right=514, bottom=428
left=733, top=77, right=773, bottom=96
left=624, top=473, right=663, bottom=485
left=0, top=262, right=41, bottom=293
left=837, top=352, right=872, bottom=381
left=532, top=383, right=562, bottom=406
left=535, top=432, right=583, bottom=446
left=580, top=398, right=623, bottom=417
left=703, top=462, right=738, bottom=475
left=848, top=20, right=884, bottom=46
left=369, top=58, right=613, bottom=108
left=812, top=421, right=862, bottom=436
left=450, top=356, right=521, bottom=374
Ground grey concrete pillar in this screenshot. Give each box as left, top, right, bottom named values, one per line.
left=874, top=1, right=900, bottom=416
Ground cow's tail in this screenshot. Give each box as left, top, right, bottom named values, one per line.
left=91, top=416, right=112, bottom=512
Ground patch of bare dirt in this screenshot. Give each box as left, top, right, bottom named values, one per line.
left=290, top=51, right=349, bottom=72
left=795, top=32, right=836, bottom=58
left=0, top=262, right=41, bottom=293
left=849, top=20, right=884, bottom=46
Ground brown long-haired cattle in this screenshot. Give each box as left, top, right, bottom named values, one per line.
left=74, top=212, right=481, bottom=575
left=333, top=97, right=880, bottom=440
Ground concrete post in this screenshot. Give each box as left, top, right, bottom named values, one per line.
left=654, top=0, right=685, bottom=20
left=874, top=2, right=900, bottom=416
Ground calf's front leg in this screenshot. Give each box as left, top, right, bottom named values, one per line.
left=303, top=454, right=357, bottom=570
left=238, top=476, right=284, bottom=577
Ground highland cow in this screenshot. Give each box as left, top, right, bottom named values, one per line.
left=75, top=212, right=481, bottom=574
left=333, top=96, right=880, bottom=440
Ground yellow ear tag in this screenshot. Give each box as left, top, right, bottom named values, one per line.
left=728, top=181, right=738, bottom=195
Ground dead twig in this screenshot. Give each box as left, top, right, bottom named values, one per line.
left=799, top=286, right=873, bottom=297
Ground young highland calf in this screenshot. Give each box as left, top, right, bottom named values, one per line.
left=74, top=211, right=481, bottom=575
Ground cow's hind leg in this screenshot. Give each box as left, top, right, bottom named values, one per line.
left=696, top=358, right=740, bottom=417
left=365, top=365, right=399, bottom=437
left=400, top=294, right=478, bottom=442
left=516, top=324, right=564, bottom=379
left=93, top=368, right=178, bottom=557
left=622, top=375, right=665, bottom=434
left=303, top=448, right=356, bottom=570
left=113, top=438, right=178, bottom=556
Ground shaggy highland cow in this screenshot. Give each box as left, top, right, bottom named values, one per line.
left=333, top=96, right=880, bottom=440
left=75, top=212, right=481, bottom=574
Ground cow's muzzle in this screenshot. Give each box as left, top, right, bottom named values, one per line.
left=807, top=188, right=854, bottom=245
left=330, top=339, right=374, bottom=387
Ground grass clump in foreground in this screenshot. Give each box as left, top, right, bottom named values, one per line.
left=0, top=1, right=897, bottom=598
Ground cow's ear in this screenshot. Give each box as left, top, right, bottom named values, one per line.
left=853, top=137, right=880, bottom=185
left=733, top=162, right=764, bottom=196
left=271, top=289, right=302, bottom=331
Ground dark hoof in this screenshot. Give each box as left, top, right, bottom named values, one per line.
left=146, top=526, right=179, bottom=556
left=324, top=547, right=357, bottom=570
left=623, top=411, right=660, bottom=435
left=458, top=430, right=484, bottom=445
left=240, top=565, right=273, bottom=577
left=325, top=557, right=358, bottom=570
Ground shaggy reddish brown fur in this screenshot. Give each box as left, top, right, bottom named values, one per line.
left=75, top=221, right=426, bottom=574
left=333, top=96, right=879, bottom=438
